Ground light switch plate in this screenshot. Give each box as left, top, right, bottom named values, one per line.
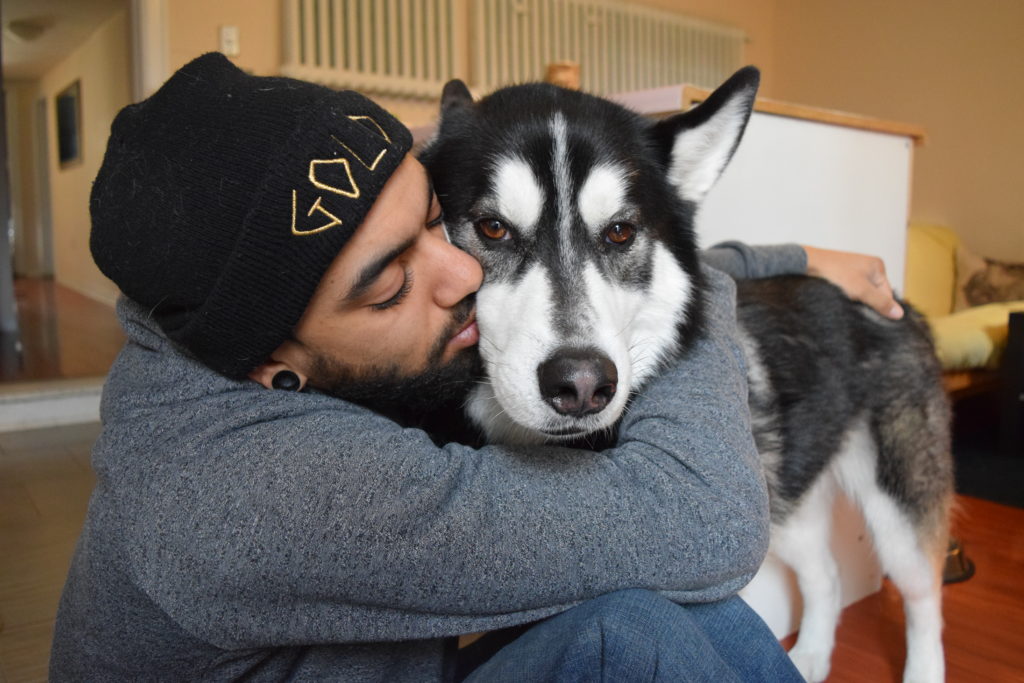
left=219, top=25, right=240, bottom=57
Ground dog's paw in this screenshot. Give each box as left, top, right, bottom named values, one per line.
left=787, top=645, right=832, bottom=683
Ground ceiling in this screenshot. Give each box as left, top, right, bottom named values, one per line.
left=2, top=0, right=127, bottom=80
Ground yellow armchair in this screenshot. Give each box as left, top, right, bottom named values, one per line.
left=904, top=224, right=1024, bottom=397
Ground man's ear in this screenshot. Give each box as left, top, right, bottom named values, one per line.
left=650, top=66, right=760, bottom=204
left=248, top=340, right=310, bottom=390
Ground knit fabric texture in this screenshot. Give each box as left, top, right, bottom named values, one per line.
left=90, top=52, right=412, bottom=378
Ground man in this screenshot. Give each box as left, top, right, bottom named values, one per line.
left=51, top=53, right=900, bottom=681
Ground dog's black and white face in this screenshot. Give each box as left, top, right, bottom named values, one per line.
left=420, top=68, right=759, bottom=444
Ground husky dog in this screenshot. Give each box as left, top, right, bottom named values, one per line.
left=419, top=67, right=953, bottom=682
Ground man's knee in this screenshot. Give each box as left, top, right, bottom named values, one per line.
left=563, top=590, right=688, bottom=677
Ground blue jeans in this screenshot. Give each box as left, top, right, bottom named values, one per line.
left=457, top=590, right=802, bottom=682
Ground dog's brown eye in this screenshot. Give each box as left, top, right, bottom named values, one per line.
left=605, top=222, right=634, bottom=245
left=476, top=218, right=510, bottom=241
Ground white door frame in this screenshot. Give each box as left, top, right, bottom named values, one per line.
left=33, top=96, right=54, bottom=277
left=130, top=0, right=169, bottom=102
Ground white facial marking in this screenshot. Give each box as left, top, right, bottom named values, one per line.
left=473, top=264, right=559, bottom=433
left=668, top=91, right=752, bottom=202
left=627, top=245, right=692, bottom=386
left=578, top=164, right=628, bottom=235
left=492, top=156, right=544, bottom=236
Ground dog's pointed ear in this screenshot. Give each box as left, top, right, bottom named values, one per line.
left=651, top=66, right=760, bottom=204
left=441, top=79, right=474, bottom=115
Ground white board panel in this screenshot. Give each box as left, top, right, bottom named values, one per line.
left=697, top=112, right=913, bottom=291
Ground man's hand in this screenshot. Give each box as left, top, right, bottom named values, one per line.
left=803, top=245, right=905, bottom=320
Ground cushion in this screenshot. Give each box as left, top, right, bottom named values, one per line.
left=928, top=301, right=1024, bottom=370
left=905, top=224, right=959, bottom=317
left=955, top=243, right=1024, bottom=310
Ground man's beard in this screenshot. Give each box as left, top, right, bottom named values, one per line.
left=307, top=297, right=483, bottom=439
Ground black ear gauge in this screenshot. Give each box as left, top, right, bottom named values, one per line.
left=271, top=370, right=302, bottom=391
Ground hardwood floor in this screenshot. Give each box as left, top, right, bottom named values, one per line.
left=0, top=423, right=99, bottom=682
left=1, top=279, right=124, bottom=383
left=0, top=420, right=1021, bottom=681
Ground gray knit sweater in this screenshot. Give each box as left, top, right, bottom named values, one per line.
left=50, top=245, right=806, bottom=682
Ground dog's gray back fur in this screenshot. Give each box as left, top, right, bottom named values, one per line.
left=736, top=275, right=952, bottom=525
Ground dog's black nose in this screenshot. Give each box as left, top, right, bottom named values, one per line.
left=538, top=349, right=618, bottom=417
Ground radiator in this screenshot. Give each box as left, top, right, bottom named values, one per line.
left=473, top=0, right=745, bottom=95
left=281, top=0, right=465, bottom=98
left=281, top=0, right=745, bottom=99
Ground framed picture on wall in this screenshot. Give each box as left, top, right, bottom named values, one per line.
left=55, top=80, right=82, bottom=167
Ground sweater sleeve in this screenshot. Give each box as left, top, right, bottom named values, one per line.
left=702, top=241, right=807, bottom=279
left=108, top=268, right=767, bottom=649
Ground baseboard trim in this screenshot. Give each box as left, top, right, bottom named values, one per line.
left=0, top=378, right=103, bottom=433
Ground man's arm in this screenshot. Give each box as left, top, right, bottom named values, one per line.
left=705, top=241, right=904, bottom=319
left=702, top=241, right=807, bottom=279
left=803, top=245, right=904, bottom=319
left=114, top=268, right=766, bottom=649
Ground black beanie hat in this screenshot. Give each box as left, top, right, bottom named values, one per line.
left=91, top=52, right=412, bottom=378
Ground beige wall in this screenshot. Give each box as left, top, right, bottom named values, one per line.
left=167, top=0, right=282, bottom=76
left=31, top=6, right=133, bottom=304
left=773, top=0, right=1024, bottom=261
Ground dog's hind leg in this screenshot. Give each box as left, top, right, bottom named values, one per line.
left=864, top=503, right=945, bottom=683
left=770, top=474, right=841, bottom=683
left=835, top=418, right=951, bottom=683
